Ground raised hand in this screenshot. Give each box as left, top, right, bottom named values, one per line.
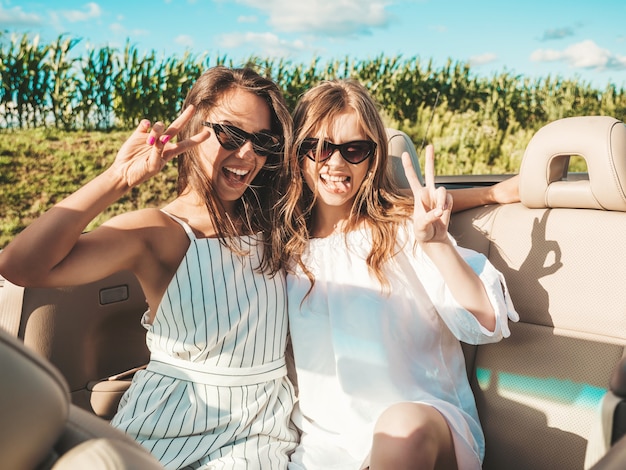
left=401, top=144, right=453, bottom=244
left=111, top=105, right=209, bottom=188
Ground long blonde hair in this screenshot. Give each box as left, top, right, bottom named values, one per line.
left=280, top=79, right=413, bottom=288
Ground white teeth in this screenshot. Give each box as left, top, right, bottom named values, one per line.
left=321, top=174, right=348, bottom=182
left=225, top=167, right=250, bottom=176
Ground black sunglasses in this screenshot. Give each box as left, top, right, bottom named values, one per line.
left=298, top=138, right=376, bottom=165
left=203, top=122, right=282, bottom=158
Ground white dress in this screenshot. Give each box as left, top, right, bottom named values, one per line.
left=111, top=212, right=298, bottom=469
left=286, top=223, right=518, bottom=470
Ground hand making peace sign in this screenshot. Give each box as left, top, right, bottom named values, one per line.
left=401, top=144, right=453, bottom=244
left=111, top=105, right=209, bottom=188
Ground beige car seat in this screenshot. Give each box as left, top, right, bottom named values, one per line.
left=386, top=118, right=626, bottom=469
left=386, top=127, right=424, bottom=187
left=449, top=116, right=626, bottom=470
left=0, top=270, right=149, bottom=420
left=0, top=321, right=163, bottom=469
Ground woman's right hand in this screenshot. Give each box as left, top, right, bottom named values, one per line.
left=0, top=106, right=210, bottom=287
left=111, top=105, right=209, bottom=188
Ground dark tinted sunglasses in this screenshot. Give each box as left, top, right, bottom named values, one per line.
left=298, top=138, right=376, bottom=164
left=203, top=122, right=282, bottom=158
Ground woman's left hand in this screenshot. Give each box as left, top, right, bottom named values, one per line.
left=402, top=144, right=453, bottom=244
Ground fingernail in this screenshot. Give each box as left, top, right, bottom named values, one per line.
left=160, top=135, right=171, bottom=144
left=148, top=136, right=156, bottom=145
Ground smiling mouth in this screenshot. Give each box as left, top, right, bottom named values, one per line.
left=223, top=166, right=250, bottom=185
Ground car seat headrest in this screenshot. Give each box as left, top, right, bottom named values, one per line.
left=386, top=128, right=424, bottom=188
left=519, top=116, right=626, bottom=211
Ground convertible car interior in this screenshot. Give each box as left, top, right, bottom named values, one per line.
left=1, top=116, right=625, bottom=469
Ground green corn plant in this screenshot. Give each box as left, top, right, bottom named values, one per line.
left=0, top=32, right=6, bottom=126
left=113, top=41, right=158, bottom=127
left=276, top=57, right=324, bottom=111
left=1, top=33, right=50, bottom=128
left=0, top=33, right=625, bottom=166
left=47, top=34, right=80, bottom=130
left=77, top=45, right=116, bottom=129
left=160, top=52, right=205, bottom=121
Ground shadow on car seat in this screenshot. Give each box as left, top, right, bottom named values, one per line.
left=448, top=116, right=626, bottom=470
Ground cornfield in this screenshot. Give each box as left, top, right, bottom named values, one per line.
left=1, top=32, right=625, bottom=175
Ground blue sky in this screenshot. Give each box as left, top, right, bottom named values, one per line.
left=2, top=0, right=625, bottom=89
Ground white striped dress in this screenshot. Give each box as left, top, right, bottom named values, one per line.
left=110, top=213, right=298, bottom=469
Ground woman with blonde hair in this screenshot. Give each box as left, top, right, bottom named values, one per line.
left=281, top=79, right=518, bottom=470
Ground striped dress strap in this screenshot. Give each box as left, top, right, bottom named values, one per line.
left=160, top=210, right=196, bottom=240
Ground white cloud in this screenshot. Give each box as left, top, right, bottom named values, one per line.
left=218, top=31, right=306, bottom=57
left=109, top=22, right=125, bottom=35
left=530, top=40, right=626, bottom=71
left=238, top=15, right=258, bottom=23
left=469, top=53, right=497, bottom=66
left=235, top=0, right=391, bottom=37
left=109, top=22, right=149, bottom=38
left=134, top=29, right=151, bottom=37
left=62, top=2, right=102, bottom=23
left=175, top=34, right=194, bottom=48
left=0, top=4, right=42, bottom=26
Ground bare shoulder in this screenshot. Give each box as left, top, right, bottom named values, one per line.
left=100, top=207, right=173, bottom=231
left=93, top=208, right=190, bottom=269
left=102, top=207, right=191, bottom=299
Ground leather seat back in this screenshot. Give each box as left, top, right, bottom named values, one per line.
left=0, top=328, right=68, bottom=469
left=449, top=116, right=626, bottom=469
left=0, top=270, right=149, bottom=419
left=0, top=326, right=163, bottom=469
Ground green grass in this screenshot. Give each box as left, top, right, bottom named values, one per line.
left=0, top=121, right=592, bottom=249
left=0, top=128, right=178, bottom=248
left=0, top=34, right=615, bottom=249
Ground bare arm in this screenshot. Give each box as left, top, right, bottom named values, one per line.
left=449, top=174, right=520, bottom=213
left=0, top=170, right=135, bottom=287
left=402, top=147, right=496, bottom=331
left=0, top=107, right=206, bottom=287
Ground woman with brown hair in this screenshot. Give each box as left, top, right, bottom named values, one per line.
left=0, top=67, right=299, bottom=469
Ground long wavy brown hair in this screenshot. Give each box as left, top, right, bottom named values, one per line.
left=176, top=66, right=292, bottom=276
left=278, top=79, right=414, bottom=290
